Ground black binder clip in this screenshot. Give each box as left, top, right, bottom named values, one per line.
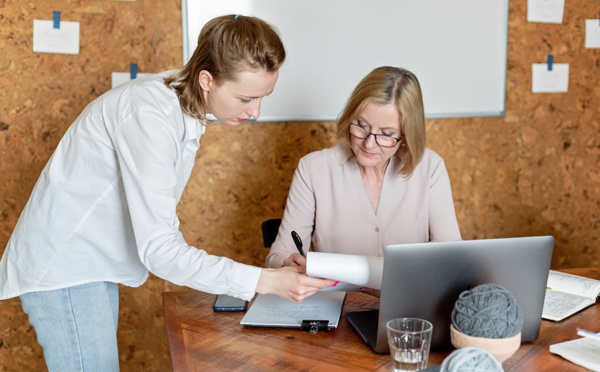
left=301, top=320, right=329, bottom=334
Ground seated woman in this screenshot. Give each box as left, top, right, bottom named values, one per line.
left=266, top=66, right=461, bottom=269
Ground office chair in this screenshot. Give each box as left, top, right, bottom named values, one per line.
left=261, top=218, right=282, bottom=248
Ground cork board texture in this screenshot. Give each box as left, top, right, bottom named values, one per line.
left=0, top=1, right=598, bottom=371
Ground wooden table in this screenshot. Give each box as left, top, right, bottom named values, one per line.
left=163, top=268, right=599, bottom=371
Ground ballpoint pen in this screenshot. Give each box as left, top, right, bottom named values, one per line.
left=291, top=231, right=305, bottom=257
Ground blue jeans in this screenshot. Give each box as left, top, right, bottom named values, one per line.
left=20, top=282, right=120, bottom=372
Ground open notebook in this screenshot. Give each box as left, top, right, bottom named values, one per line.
left=241, top=291, right=345, bottom=331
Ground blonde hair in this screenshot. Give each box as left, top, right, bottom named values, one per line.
left=164, top=15, right=286, bottom=120
left=337, top=66, right=426, bottom=177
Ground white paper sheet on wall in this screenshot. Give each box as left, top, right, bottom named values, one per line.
left=527, top=0, right=565, bottom=24
left=111, top=72, right=151, bottom=88
left=585, top=20, right=600, bottom=49
left=532, top=63, right=569, bottom=93
left=33, top=19, right=80, bottom=54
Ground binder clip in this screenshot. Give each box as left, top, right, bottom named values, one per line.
left=53, top=11, right=60, bottom=29
left=130, top=63, right=138, bottom=80
left=301, top=320, right=329, bottom=334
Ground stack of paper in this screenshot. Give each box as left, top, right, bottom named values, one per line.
left=550, top=336, right=600, bottom=371
left=240, top=291, right=345, bottom=329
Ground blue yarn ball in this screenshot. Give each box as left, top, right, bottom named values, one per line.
left=441, top=347, right=504, bottom=372
left=451, top=283, right=523, bottom=338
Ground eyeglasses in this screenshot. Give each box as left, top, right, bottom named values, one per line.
left=349, top=124, right=402, bottom=148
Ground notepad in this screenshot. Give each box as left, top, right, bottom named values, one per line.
left=550, top=336, right=600, bottom=371
left=240, top=291, right=345, bottom=330
left=542, top=270, right=600, bottom=321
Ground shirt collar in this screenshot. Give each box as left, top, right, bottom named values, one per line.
left=181, top=112, right=205, bottom=142
left=333, top=142, right=404, bottom=170
left=333, top=142, right=355, bottom=165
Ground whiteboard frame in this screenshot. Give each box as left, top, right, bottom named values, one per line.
left=181, top=0, right=509, bottom=122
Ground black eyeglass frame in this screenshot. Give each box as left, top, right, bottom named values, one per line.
left=349, top=123, right=403, bottom=148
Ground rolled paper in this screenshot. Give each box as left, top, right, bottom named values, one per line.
left=306, top=252, right=383, bottom=290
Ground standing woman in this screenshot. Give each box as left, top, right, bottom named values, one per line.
left=0, top=15, right=334, bottom=371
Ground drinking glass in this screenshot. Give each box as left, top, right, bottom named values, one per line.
left=387, top=318, right=433, bottom=372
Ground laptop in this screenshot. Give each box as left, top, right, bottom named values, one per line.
left=346, top=236, right=554, bottom=354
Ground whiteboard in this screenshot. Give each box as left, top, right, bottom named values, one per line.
left=182, top=0, right=509, bottom=121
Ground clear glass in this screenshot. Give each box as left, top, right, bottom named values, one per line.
left=387, top=318, right=433, bottom=372
left=349, top=124, right=402, bottom=148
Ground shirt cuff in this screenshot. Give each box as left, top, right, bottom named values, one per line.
left=228, top=262, right=261, bottom=301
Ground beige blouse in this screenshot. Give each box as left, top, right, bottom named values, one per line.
left=265, top=143, right=461, bottom=268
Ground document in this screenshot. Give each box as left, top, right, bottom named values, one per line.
left=111, top=72, right=151, bottom=88
left=240, top=291, right=345, bottom=329
left=306, top=252, right=383, bottom=290
left=585, top=19, right=600, bottom=49
left=550, top=336, right=600, bottom=371
left=527, top=0, right=565, bottom=24
left=531, top=63, right=569, bottom=93
left=33, top=19, right=80, bottom=55
left=542, top=270, right=600, bottom=321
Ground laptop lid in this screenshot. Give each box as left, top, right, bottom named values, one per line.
left=346, top=236, right=554, bottom=354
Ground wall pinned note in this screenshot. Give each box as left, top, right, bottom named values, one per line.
left=585, top=19, right=600, bottom=48
left=532, top=61, right=569, bottom=93
left=33, top=11, right=80, bottom=54
left=111, top=63, right=150, bottom=88
left=527, top=0, right=565, bottom=24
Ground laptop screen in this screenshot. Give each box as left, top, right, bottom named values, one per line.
left=347, top=236, right=554, bottom=353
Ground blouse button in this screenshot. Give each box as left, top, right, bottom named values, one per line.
left=375, top=227, right=380, bottom=233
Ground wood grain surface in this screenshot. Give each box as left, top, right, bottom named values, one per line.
left=163, top=268, right=599, bottom=371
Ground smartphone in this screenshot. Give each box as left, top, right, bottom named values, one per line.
left=213, top=294, right=248, bottom=312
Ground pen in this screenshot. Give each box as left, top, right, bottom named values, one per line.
left=291, top=231, right=305, bottom=257
left=577, top=328, right=600, bottom=341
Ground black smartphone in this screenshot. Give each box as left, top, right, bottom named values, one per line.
left=213, top=294, right=248, bottom=312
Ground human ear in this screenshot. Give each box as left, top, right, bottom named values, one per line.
left=198, top=70, right=213, bottom=91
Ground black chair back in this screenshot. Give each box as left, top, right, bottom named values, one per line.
left=261, top=219, right=282, bottom=248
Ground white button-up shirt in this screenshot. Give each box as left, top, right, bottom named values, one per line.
left=0, top=71, right=261, bottom=301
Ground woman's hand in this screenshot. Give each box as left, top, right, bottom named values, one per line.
left=256, top=266, right=336, bottom=303
left=282, top=253, right=306, bottom=268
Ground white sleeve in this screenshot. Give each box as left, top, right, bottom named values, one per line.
left=113, top=96, right=260, bottom=300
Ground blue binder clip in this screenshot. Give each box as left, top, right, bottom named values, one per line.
left=547, top=55, right=554, bottom=71
left=130, top=63, right=138, bottom=80
left=53, top=11, right=60, bottom=29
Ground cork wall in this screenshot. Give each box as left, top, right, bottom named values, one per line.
left=0, top=0, right=598, bottom=371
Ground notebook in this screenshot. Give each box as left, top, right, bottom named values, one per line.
left=241, top=291, right=345, bottom=330
left=346, top=236, right=554, bottom=354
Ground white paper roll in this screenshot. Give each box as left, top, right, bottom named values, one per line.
left=306, top=252, right=383, bottom=290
